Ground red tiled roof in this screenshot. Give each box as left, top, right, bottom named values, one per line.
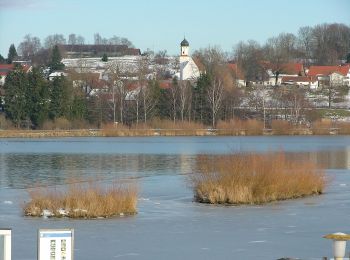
left=0, top=64, right=32, bottom=76
left=281, top=63, right=304, bottom=75
left=308, top=65, right=350, bottom=77
left=0, top=64, right=15, bottom=76
left=227, top=63, right=245, bottom=80
left=22, top=64, right=32, bottom=73
left=159, top=80, right=172, bottom=89
left=260, top=62, right=304, bottom=75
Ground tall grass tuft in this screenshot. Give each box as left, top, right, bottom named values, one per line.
left=190, top=152, right=326, bottom=205
left=271, top=120, right=293, bottom=135
left=216, top=118, right=263, bottom=135
left=24, top=181, right=138, bottom=218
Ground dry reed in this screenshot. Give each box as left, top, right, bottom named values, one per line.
left=336, top=121, right=350, bottom=135
left=312, top=120, right=333, bottom=135
left=271, top=120, right=293, bottom=135
left=24, top=181, right=138, bottom=218
left=190, top=152, right=326, bottom=205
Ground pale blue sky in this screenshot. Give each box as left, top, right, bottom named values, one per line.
left=0, top=0, right=349, bottom=57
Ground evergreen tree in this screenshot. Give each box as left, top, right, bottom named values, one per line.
left=0, top=54, right=6, bottom=64
left=26, top=68, right=50, bottom=127
left=7, top=44, right=18, bottom=64
left=3, top=68, right=28, bottom=127
left=48, top=45, right=64, bottom=72
left=192, top=73, right=211, bottom=124
left=49, top=76, right=71, bottom=119
left=70, top=94, right=88, bottom=120
left=102, top=53, right=108, bottom=62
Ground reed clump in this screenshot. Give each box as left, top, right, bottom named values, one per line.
left=271, top=120, right=293, bottom=135
left=312, top=119, right=333, bottom=135
left=216, top=118, right=264, bottom=135
left=24, top=182, right=138, bottom=218
left=190, top=152, right=326, bottom=205
left=337, top=121, right=350, bottom=135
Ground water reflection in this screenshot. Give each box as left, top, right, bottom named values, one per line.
left=0, top=153, right=195, bottom=189
left=0, top=148, right=349, bottom=189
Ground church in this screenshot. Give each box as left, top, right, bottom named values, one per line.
left=179, top=38, right=202, bottom=81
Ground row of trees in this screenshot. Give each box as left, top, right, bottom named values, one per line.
left=2, top=66, right=87, bottom=128
left=0, top=33, right=134, bottom=66
left=81, top=47, right=314, bottom=129
left=233, top=23, right=350, bottom=83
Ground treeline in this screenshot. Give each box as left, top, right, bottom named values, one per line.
left=1, top=66, right=87, bottom=128
left=231, top=23, right=350, bottom=82
left=0, top=33, right=134, bottom=66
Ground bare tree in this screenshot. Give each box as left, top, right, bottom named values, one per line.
left=76, top=35, right=85, bottom=45
left=169, top=78, right=178, bottom=123
left=94, top=33, right=103, bottom=45
left=297, top=26, right=314, bottom=66
left=264, top=33, right=297, bottom=85
left=178, top=80, right=191, bottom=122
left=141, top=82, right=157, bottom=124
left=207, top=78, right=224, bottom=127
left=106, top=61, right=125, bottom=124
left=134, top=56, right=150, bottom=124
left=68, top=34, right=77, bottom=45
left=233, top=40, right=265, bottom=84
left=17, top=34, right=42, bottom=59
left=44, top=34, right=66, bottom=49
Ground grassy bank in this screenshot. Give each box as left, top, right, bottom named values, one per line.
left=24, top=181, right=138, bottom=218
left=190, top=152, right=326, bottom=205
left=2, top=119, right=350, bottom=137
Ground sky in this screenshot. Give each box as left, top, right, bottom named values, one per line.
left=0, top=0, right=349, bottom=57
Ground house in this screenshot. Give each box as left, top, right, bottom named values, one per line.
left=227, top=63, right=246, bottom=87
left=0, top=64, right=32, bottom=86
left=0, top=65, right=14, bottom=86
left=262, top=62, right=305, bottom=86
left=307, top=65, right=350, bottom=86
left=281, top=76, right=318, bottom=89
left=49, top=71, right=68, bottom=81
left=179, top=38, right=201, bottom=81
left=59, top=44, right=141, bottom=58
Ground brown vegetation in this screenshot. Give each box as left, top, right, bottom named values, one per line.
left=312, top=119, right=334, bottom=135
left=42, top=117, right=92, bottom=130
left=336, top=121, right=350, bottom=135
left=190, top=152, right=326, bottom=205
left=271, top=120, right=293, bottom=135
left=101, top=119, right=207, bottom=136
left=216, top=118, right=264, bottom=135
left=24, top=181, right=138, bottom=218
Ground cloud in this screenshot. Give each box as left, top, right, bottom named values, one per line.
left=0, top=0, right=47, bottom=9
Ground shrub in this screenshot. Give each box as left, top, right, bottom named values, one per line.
left=24, top=181, right=138, bottom=218
left=42, top=117, right=71, bottom=130
left=0, top=114, right=13, bottom=129
left=190, top=152, right=326, bottom=205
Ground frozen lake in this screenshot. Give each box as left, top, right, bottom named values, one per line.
left=1, top=136, right=350, bottom=259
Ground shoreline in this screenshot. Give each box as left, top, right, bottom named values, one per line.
left=0, top=128, right=347, bottom=138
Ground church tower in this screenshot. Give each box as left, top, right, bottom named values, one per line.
left=180, top=38, right=189, bottom=57
left=179, top=37, right=200, bottom=81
